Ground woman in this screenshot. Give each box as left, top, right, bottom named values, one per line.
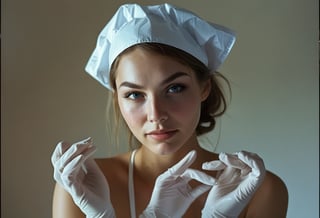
left=51, top=3, right=288, bottom=218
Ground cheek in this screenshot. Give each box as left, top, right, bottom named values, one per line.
left=169, top=96, right=202, bottom=120
left=118, top=100, right=144, bottom=129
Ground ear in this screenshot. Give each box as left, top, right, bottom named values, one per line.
left=200, top=79, right=211, bottom=102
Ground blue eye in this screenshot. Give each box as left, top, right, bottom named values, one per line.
left=125, top=92, right=143, bottom=100
left=168, top=84, right=186, bottom=93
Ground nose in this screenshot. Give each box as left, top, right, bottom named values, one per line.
left=147, top=95, right=168, bottom=124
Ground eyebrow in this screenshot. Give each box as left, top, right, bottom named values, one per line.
left=118, top=72, right=190, bottom=89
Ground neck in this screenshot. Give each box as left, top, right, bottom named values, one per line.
left=134, top=139, right=211, bottom=183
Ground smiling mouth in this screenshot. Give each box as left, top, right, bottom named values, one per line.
left=146, top=130, right=178, bottom=141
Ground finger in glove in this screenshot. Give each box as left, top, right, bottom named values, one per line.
left=219, top=152, right=249, bottom=169
left=56, top=139, right=94, bottom=173
left=236, top=151, right=265, bottom=178
left=53, top=143, right=96, bottom=183
left=181, top=168, right=216, bottom=185
left=59, top=146, right=97, bottom=194
left=202, top=160, right=226, bottom=171
left=167, top=150, right=197, bottom=176
left=51, top=137, right=92, bottom=165
left=181, top=168, right=215, bottom=198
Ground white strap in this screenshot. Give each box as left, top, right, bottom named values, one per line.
left=129, top=149, right=137, bottom=218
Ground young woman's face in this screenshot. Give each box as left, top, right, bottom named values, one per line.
left=115, top=48, right=210, bottom=155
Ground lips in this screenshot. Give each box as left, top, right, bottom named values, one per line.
left=146, top=129, right=178, bottom=141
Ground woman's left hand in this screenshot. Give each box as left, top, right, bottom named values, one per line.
left=201, top=151, right=266, bottom=218
left=140, top=150, right=215, bottom=218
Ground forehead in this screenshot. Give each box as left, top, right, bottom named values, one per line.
left=115, top=48, right=196, bottom=84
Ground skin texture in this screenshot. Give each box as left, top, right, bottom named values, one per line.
left=52, top=48, right=288, bottom=218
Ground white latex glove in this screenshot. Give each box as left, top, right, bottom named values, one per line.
left=201, top=151, right=266, bottom=218
left=51, top=137, right=116, bottom=218
left=140, top=150, right=215, bottom=218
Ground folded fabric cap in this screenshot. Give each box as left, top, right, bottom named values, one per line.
left=85, top=3, right=236, bottom=90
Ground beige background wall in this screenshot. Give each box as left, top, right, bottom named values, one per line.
left=1, top=0, right=318, bottom=217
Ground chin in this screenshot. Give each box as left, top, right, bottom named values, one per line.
left=152, top=143, right=182, bottom=156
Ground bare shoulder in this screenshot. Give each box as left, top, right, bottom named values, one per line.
left=94, top=152, right=132, bottom=192
left=95, top=151, right=131, bottom=180
left=95, top=151, right=133, bottom=216
left=246, top=170, right=289, bottom=218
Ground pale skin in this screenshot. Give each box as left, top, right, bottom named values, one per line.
left=52, top=48, right=288, bottom=218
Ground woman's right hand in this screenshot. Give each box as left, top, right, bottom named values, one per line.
left=51, top=137, right=116, bottom=218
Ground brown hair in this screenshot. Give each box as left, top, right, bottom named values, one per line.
left=109, top=43, right=231, bottom=147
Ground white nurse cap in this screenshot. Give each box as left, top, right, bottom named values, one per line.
left=85, top=3, right=236, bottom=90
